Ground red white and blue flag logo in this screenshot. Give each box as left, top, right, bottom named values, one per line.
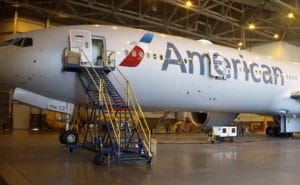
left=119, top=33, right=154, bottom=67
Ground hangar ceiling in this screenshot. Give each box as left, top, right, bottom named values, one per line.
left=0, top=0, right=299, bottom=48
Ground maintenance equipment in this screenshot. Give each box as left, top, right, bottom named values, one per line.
left=61, top=46, right=152, bottom=165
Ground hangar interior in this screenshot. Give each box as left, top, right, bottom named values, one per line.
left=0, top=0, right=300, bottom=185
left=0, top=0, right=299, bottom=135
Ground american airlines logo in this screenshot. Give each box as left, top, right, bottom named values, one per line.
left=119, top=33, right=154, bottom=67
left=120, top=34, right=284, bottom=86
left=162, top=42, right=284, bottom=86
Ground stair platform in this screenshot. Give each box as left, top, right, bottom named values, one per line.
left=75, top=66, right=152, bottom=165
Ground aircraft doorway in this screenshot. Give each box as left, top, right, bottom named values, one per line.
left=91, top=37, right=105, bottom=67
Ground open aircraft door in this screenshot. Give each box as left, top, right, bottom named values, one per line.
left=208, top=50, right=229, bottom=80
left=69, top=29, right=92, bottom=67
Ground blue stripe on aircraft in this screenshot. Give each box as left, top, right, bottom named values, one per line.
left=140, top=33, right=154, bottom=43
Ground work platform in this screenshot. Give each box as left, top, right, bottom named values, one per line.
left=61, top=44, right=152, bottom=164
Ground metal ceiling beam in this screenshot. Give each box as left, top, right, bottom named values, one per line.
left=271, top=0, right=297, bottom=11
left=229, top=0, right=278, bottom=12
left=3, top=1, right=108, bottom=24
left=210, top=37, right=268, bottom=41
left=2, top=0, right=291, bottom=48
left=211, top=0, right=244, bottom=13
left=67, top=0, right=238, bottom=47
left=167, top=6, right=178, bottom=23
left=216, top=28, right=239, bottom=36
left=162, top=0, right=239, bottom=24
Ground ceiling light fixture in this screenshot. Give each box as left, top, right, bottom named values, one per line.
left=248, top=23, right=256, bottom=30
left=273, top=33, right=279, bottom=39
left=185, top=1, right=192, bottom=7
left=288, top=12, right=295, bottom=19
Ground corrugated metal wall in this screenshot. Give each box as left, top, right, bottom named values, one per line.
left=0, top=16, right=56, bottom=42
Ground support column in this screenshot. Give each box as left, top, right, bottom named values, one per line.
left=241, top=26, right=245, bottom=49
left=46, top=18, right=50, bottom=29
left=65, top=114, right=71, bottom=131
left=280, top=114, right=286, bottom=133
left=13, top=8, right=18, bottom=35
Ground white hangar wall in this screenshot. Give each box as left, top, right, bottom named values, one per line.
left=248, top=41, right=300, bottom=63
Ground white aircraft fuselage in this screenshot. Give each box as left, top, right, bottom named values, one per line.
left=0, top=25, right=299, bottom=116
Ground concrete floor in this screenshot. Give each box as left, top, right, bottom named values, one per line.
left=1, top=131, right=300, bottom=185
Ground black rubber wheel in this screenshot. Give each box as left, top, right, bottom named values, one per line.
left=68, top=148, right=74, bottom=153
left=266, top=127, right=275, bottom=136
left=274, top=127, right=281, bottom=136
left=286, top=133, right=294, bottom=138
left=147, top=157, right=152, bottom=164
left=94, top=152, right=105, bottom=165
left=64, top=130, right=78, bottom=145
left=59, top=129, right=67, bottom=144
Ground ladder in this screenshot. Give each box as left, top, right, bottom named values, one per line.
left=65, top=48, right=152, bottom=164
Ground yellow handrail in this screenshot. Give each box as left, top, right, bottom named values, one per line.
left=67, top=47, right=151, bottom=157
left=101, top=61, right=152, bottom=157
left=74, top=47, right=121, bottom=152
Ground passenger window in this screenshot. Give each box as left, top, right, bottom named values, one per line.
left=0, top=37, right=33, bottom=47
left=159, top=55, right=163, bottom=60
left=178, top=57, right=182, bottom=63
left=139, top=51, right=144, bottom=58
left=131, top=50, right=137, bottom=57
left=22, top=38, right=33, bottom=47
left=125, top=50, right=129, bottom=55
left=153, top=54, right=157, bottom=59
left=13, top=38, right=23, bottom=47
left=184, top=58, right=187, bottom=64
left=188, top=58, right=193, bottom=63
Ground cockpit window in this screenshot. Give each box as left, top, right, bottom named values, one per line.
left=13, top=38, right=23, bottom=47
left=0, top=37, right=33, bottom=47
left=0, top=39, right=14, bottom=47
left=22, top=38, right=33, bottom=47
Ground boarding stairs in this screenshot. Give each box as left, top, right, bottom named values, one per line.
left=64, top=48, right=152, bottom=164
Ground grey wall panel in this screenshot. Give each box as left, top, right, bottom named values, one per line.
left=13, top=103, right=30, bottom=130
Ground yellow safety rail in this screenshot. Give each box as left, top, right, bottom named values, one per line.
left=75, top=48, right=122, bottom=154
left=66, top=47, right=152, bottom=157
left=101, top=58, right=152, bottom=157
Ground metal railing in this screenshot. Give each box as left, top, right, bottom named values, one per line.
left=65, top=47, right=152, bottom=157
left=100, top=58, right=152, bottom=157
left=75, top=48, right=121, bottom=154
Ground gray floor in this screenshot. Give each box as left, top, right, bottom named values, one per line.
left=1, top=131, right=300, bottom=185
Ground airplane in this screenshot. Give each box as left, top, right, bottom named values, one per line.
left=0, top=24, right=300, bottom=143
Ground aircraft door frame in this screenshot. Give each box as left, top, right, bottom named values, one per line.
left=69, top=29, right=92, bottom=66
left=91, top=36, right=106, bottom=67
